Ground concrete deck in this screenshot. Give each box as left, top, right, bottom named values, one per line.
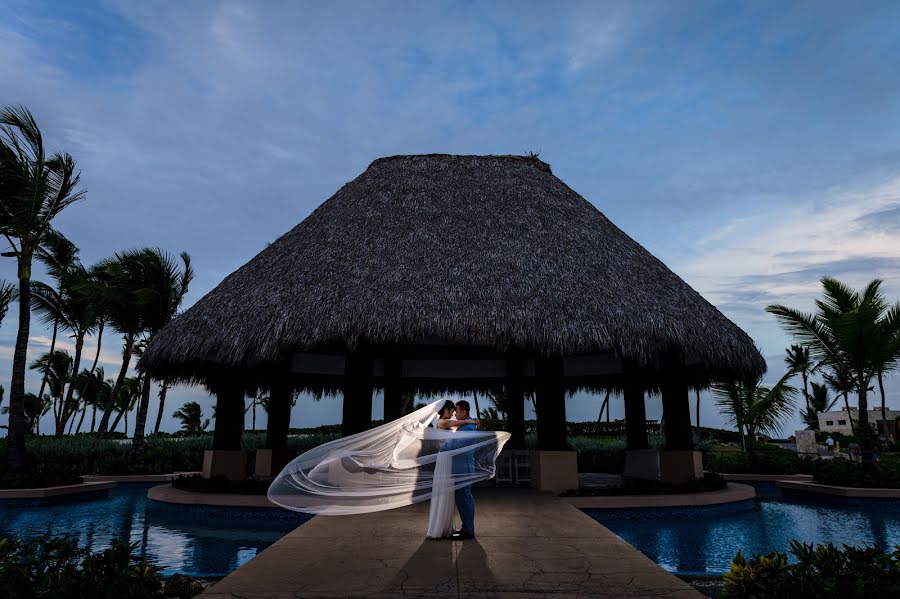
left=149, top=483, right=278, bottom=508
left=83, top=472, right=199, bottom=483
left=200, top=487, right=703, bottom=598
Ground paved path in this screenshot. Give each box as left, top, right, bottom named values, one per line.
left=201, top=488, right=703, bottom=598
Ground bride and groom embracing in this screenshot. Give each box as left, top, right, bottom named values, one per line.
left=427, top=399, right=480, bottom=540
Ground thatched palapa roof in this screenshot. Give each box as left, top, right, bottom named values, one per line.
left=141, top=154, right=764, bottom=383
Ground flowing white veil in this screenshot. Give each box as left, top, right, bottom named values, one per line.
left=268, top=399, right=511, bottom=516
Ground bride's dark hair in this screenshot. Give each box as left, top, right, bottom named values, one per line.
left=439, top=400, right=455, bottom=415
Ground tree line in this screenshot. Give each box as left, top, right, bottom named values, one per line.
left=0, top=105, right=194, bottom=473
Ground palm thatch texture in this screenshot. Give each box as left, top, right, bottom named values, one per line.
left=141, top=154, right=763, bottom=388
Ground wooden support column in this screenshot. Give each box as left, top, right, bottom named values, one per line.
left=661, top=353, right=693, bottom=451
left=382, top=355, right=402, bottom=422
left=204, top=376, right=248, bottom=480
left=505, top=357, right=526, bottom=450
left=212, top=383, right=245, bottom=450
left=623, top=362, right=649, bottom=451
left=342, top=350, right=373, bottom=436
left=265, top=379, right=292, bottom=451
left=535, top=356, right=567, bottom=451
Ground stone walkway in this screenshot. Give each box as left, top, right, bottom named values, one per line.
left=200, top=488, right=703, bottom=598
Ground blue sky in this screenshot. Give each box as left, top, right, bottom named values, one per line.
left=1, top=0, right=899, bottom=435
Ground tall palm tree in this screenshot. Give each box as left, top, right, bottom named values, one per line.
left=31, top=264, right=101, bottom=436
left=0, top=105, right=85, bottom=472
left=713, top=371, right=797, bottom=459
left=131, top=249, right=193, bottom=454
left=94, top=251, right=151, bottom=440
left=73, top=366, right=105, bottom=434
left=785, top=345, right=813, bottom=414
left=173, top=400, right=210, bottom=433
left=32, top=229, right=79, bottom=406
left=767, top=278, right=900, bottom=462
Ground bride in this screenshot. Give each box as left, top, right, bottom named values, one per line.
left=268, top=398, right=510, bottom=537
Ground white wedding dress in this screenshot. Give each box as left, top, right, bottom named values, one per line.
left=268, top=400, right=510, bottom=537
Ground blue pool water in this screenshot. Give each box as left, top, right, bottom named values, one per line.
left=0, top=484, right=310, bottom=577
left=587, top=489, right=900, bottom=575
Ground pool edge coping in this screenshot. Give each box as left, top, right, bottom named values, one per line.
left=148, top=483, right=281, bottom=508
left=561, top=482, right=755, bottom=509
left=0, top=480, right=116, bottom=499
left=777, top=480, right=900, bottom=498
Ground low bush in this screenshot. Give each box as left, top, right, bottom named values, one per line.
left=722, top=541, right=900, bottom=599
left=0, top=536, right=164, bottom=599
left=705, top=451, right=820, bottom=475
left=0, top=462, right=82, bottom=489
left=813, top=454, right=900, bottom=488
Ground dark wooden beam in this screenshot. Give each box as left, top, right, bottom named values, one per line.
left=265, top=378, right=293, bottom=450
left=212, top=383, right=245, bottom=451
left=535, top=356, right=567, bottom=451
left=342, top=350, right=373, bottom=436
left=661, top=352, right=693, bottom=451
left=623, top=361, right=649, bottom=450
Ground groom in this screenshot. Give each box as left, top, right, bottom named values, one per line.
left=451, top=400, right=478, bottom=540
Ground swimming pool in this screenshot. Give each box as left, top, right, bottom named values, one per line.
left=0, top=484, right=310, bottom=577
left=586, top=488, right=900, bottom=575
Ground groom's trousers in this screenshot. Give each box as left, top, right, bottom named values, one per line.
left=455, top=484, right=475, bottom=535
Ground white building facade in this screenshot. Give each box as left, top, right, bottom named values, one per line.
left=818, top=407, right=900, bottom=438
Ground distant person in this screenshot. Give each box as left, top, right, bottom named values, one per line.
left=825, top=436, right=835, bottom=454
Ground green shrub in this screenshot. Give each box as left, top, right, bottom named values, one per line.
left=0, top=462, right=81, bottom=489
left=706, top=451, right=820, bottom=475
left=0, top=536, right=163, bottom=599
left=813, top=454, right=900, bottom=488
left=722, top=541, right=900, bottom=599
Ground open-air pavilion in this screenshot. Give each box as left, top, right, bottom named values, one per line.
left=140, top=154, right=764, bottom=490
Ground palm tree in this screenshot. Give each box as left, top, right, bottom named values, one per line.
left=28, top=350, right=73, bottom=432
left=94, top=251, right=151, bottom=440
left=173, top=401, right=210, bottom=433
left=0, top=105, right=85, bottom=472
left=153, top=379, right=171, bottom=435
left=31, top=264, right=101, bottom=436
left=131, top=249, right=193, bottom=453
left=802, top=381, right=835, bottom=429
left=32, top=229, right=79, bottom=407
left=0, top=279, right=14, bottom=322
left=1, top=391, right=49, bottom=434
left=785, top=345, right=813, bottom=414
left=767, top=278, right=900, bottom=462
left=822, top=366, right=855, bottom=434
left=109, top=376, right=142, bottom=436
left=73, top=366, right=105, bottom=434
left=713, top=371, right=797, bottom=459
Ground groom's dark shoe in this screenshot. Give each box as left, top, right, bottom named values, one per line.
left=450, top=530, right=475, bottom=540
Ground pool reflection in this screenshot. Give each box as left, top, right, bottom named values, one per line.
left=0, top=484, right=309, bottom=577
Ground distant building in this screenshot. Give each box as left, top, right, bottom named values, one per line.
left=818, top=407, right=900, bottom=439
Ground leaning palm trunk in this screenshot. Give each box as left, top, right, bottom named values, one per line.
left=75, top=402, right=87, bottom=434
left=56, top=333, right=85, bottom=436
left=91, top=404, right=97, bottom=432
left=36, top=319, right=58, bottom=421
left=153, top=380, right=170, bottom=435
left=856, top=386, right=873, bottom=462
left=878, top=371, right=887, bottom=446
left=131, top=371, right=153, bottom=455
left=7, top=267, right=33, bottom=473
left=95, top=333, right=135, bottom=439
left=842, top=392, right=855, bottom=435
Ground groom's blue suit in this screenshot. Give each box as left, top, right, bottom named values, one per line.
left=453, top=422, right=477, bottom=536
